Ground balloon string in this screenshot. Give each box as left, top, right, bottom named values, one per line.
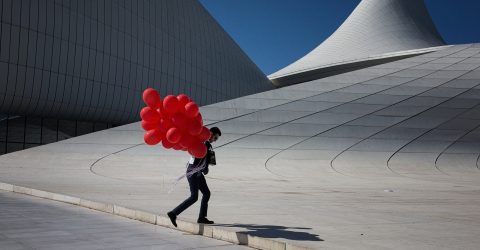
left=167, top=163, right=206, bottom=194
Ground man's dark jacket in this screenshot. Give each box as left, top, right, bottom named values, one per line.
left=186, top=141, right=213, bottom=177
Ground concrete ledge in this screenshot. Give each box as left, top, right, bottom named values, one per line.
left=0, top=182, right=13, bottom=191
left=249, top=235, right=287, bottom=250
left=178, top=220, right=204, bottom=234
left=113, top=206, right=157, bottom=224
left=0, top=182, right=312, bottom=250
left=13, top=185, right=32, bottom=195
left=80, top=199, right=114, bottom=213
left=212, top=227, right=245, bottom=245
left=286, top=244, right=312, bottom=250
left=31, top=189, right=55, bottom=199
left=200, top=224, right=214, bottom=238
left=135, top=210, right=156, bottom=224
left=52, top=193, right=80, bottom=205
left=113, top=205, right=136, bottom=219
left=156, top=215, right=214, bottom=237
left=156, top=215, right=175, bottom=229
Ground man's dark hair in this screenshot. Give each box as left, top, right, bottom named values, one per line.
left=210, top=127, right=221, bottom=136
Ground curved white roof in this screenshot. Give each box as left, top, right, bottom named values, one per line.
left=269, top=0, right=445, bottom=81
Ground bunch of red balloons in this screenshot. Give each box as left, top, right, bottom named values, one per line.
left=140, top=88, right=211, bottom=158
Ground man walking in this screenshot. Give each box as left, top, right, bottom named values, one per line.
left=167, top=127, right=221, bottom=227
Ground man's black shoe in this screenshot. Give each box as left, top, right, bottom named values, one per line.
left=197, top=217, right=214, bottom=224
left=167, top=212, right=177, bottom=227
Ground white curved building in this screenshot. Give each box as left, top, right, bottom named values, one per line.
left=269, top=0, right=447, bottom=86
left=0, top=0, right=272, bottom=153
left=1, top=0, right=480, bottom=249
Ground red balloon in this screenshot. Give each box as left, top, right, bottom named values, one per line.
left=185, top=102, right=199, bottom=118
left=177, top=94, right=190, bottom=113
left=163, top=95, right=180, bottom=114
left=187, top=119, right=202, bottom=135
left=199, top=127, right=211, bottom=141
left=162, top=139, right=174, bottom=149
left=160, top=111, right=171, bottom=123
left=172, top=143, right=183, bottom=150
left=144, top=129, right=162, bottom=145
left=177, top=94, right=190, bottom=106
left=187, top=147, right=195, bottom=157
left=143, top=88, right=161, bottom=108
left=196, top=145, right=207, bottom=158
left=190, top=141, right=207, bottom=158
left=140, top=107, right=149, bottom=119
left=195, top=113, right=203, bottom=125
left=140, top=107, right=160, bottom=123
left=157, top=102, right=168, bottom=117
left=158, top=118, right=173, bottom=133
left=141, top=120, right=157, bottom=131
left=180, top=134, right=195, bottom=148
left=166, top=127, right=182, bottom=144
left=171, top=112, right=188, bottom=130
left=178, top=105, right=186, bottom=114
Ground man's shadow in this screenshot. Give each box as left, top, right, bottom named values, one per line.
left=214, top=223, right=323, bottom=241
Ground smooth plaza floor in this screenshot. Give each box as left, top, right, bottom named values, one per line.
left=0, top=190, right=251, bottom=250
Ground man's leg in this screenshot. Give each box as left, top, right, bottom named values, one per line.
left=197, top=175, right=212, bottom=223
left=168, top=176, right=199, bottom=227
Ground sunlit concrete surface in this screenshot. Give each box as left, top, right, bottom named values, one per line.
left=1, top=44, right=480, bottom=249
left=0, top=191, right=251, bottom=250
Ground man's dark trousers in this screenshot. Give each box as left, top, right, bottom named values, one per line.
left=171, top=174, right=210, bottom=218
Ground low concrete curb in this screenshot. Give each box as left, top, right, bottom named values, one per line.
left=0, top=182, right=311, bottom=250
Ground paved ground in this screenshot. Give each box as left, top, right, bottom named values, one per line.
left=0, top=191, right=251, bottom=250
left=1, top=44, right=480, bottom=249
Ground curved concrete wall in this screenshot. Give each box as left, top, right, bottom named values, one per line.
left=270, top=0, right=445, bottom=84
left=0, top=0, right=272, bottom=124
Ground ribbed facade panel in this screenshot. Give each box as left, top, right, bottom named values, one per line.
left=0, top=0, right=272, bottom=124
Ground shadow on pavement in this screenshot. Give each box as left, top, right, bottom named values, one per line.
left=214, top=223, right=324, bottom=241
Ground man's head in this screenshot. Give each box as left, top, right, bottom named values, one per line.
left=208, top=127, right=221, bottom=143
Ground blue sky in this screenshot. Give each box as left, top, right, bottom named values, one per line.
left=199, top=0, right=480, bottom=75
